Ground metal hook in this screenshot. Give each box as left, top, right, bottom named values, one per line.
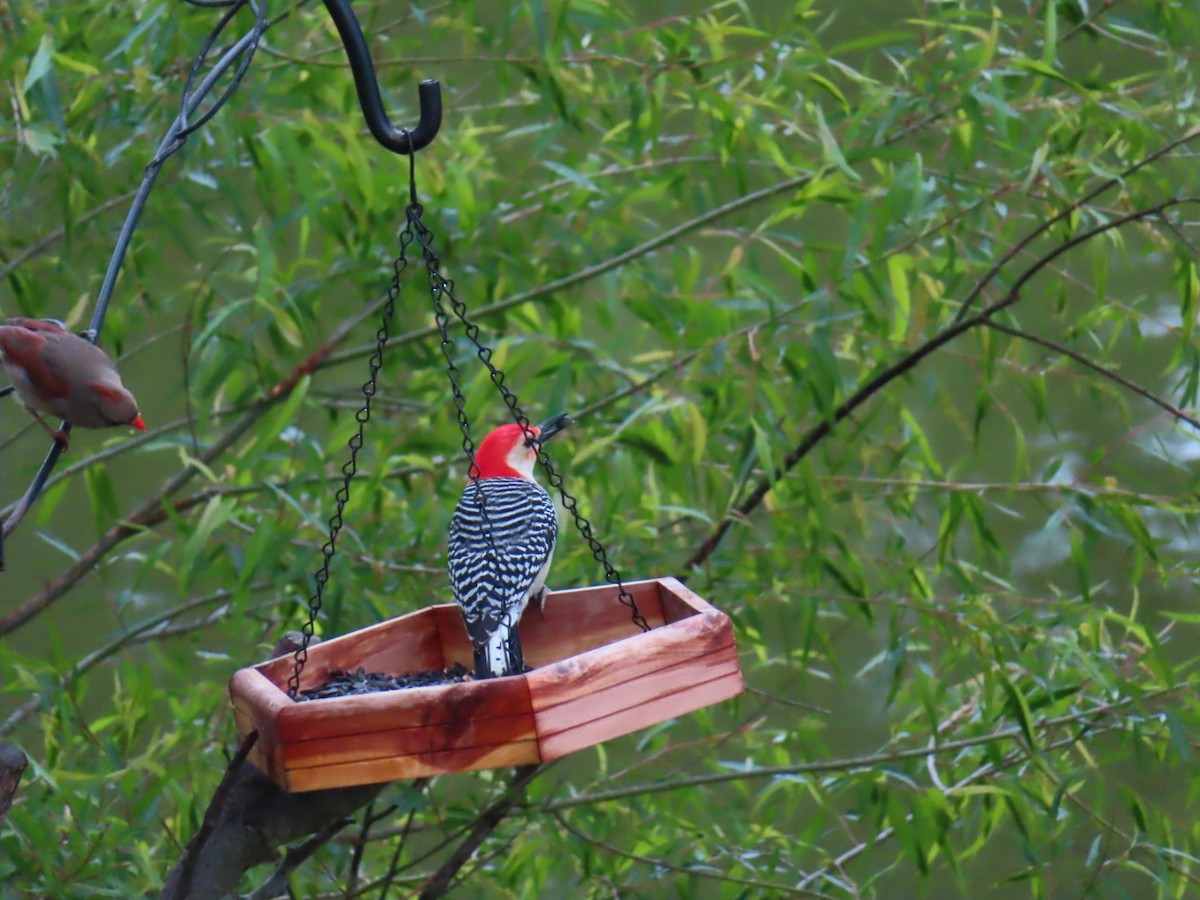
left=321, top=0, right=442, bottom=155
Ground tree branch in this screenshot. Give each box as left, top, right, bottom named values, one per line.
left=794, top=721, right=1123, bottom=891
left=551, top=810, right=830, bottom=898
left=170, top=732, right=262, bottom=900
left=527, top=687, right=1174, bottom=813
left=0, top=396, right=270, bottom=635
left=0, top=266, right=402, bottom=635
left=415, top=765, right=541, bottom=900
left=0, top=583, right=277, bottom=737
left=685, top=195, right=1200, bottom=570
left=159, top=757, right=383, bottom=900
left=983, top=318, right=1200, bottom=431
left=952, top=126, right=1200, bottom=323
left=243, top=816, right=354, bottom=900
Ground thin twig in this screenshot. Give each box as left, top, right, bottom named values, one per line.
left=415, top=765, right=541, bottom=900
left=343, top=801, right=381, bottom=897
left=823, top=475, right=1178, bottom=507
left=246, top=817, right=354, bottom=900
left=793, top=722, right=1124, bottom=891
left=685, top=196, right=1200, bottom=569
left=552, top=810, right=833, bottom=898
left=0, top=188, right=141, bottom=284
left=983, top=318, right=1200, bottom=431
left=952, top=127, right=1200, bottom=323
left=1062, top=790, right=1200, bottom=890
left=526, top=687, right=1176, bottom=814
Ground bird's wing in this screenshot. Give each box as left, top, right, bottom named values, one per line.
left=0, top=325, right=70, bottom=401
left=448, top=479, right=558, bottom=647
left=5, top=318, right=68, bottom=334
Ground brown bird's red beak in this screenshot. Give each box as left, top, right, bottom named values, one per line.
left=131, top=414, right=147, bottom=432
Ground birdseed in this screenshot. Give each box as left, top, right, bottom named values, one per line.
left=297, top=663, right=472, bottom=701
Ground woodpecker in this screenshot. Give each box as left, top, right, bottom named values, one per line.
left=448, top=413, right=573, bottom=678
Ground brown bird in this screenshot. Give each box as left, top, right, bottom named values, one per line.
left=0, top=317, right=146, bottom=446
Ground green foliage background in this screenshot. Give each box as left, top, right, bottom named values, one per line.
left=3, top=0, right=1200, bottom=896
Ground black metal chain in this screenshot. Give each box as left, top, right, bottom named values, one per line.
left=540, top=467, right=650, bottom=632
left=289, top=148, right=649, bottom=694
left=407, top=161, right=504, bottom=570
left=401, top=167, right=649, bottom=633
left=287, top=244, right=405, bottom=698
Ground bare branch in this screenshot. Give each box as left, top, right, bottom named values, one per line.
left=983, top=318, right=1200, bottom=431
left=528, top=687, right=1176, bottom=813
left=552, top=811, right=833, bottom=898
left=244, top=817, right=354, bottom=900
left=169, top=731, right=262, bottom=900
left=686, top=195, right=1200, bottom=570
left=953, top=126, right=1200, bottom=323
left=415, top=765, right=541, bottom=900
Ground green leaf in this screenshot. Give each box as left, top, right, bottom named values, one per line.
left=997, top=674, right=1037, bottom=748
left=887, top=254, right=912, bottom=342
left=23, top=35, right=54, bottom=93
left=84, top=466, right=120, bottom=536
left=541, top=160, right=602, bottom=193
left=811, top=103, right=860, bottom=183
left=1041, top=2, right=1057, bottom=67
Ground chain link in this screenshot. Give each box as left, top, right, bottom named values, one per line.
left=287, top=243, right=405, bottom=698
left=416, top=200, right=503, bottom=562
left=289, top=158, right=650, bottom=697
left=404, top=198, right=650, bottom=633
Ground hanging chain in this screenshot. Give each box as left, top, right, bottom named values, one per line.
left=538, top=467, right=650, bottom=632
left=402, top=172, right=649, bottom=633
left=410, top=170, right=504, bottom=565
left=287, top=240, right=405, bottom=698
left=288, top=153, right=649, bottom=695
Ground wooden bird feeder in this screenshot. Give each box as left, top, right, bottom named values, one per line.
left=229, top=577, right=743, bottom=792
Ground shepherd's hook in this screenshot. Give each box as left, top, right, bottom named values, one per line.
left=321, top=0, right=442, bottom=154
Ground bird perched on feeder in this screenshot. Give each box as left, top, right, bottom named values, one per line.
left=0, top=317, right=146, bottom=446
left=448, top=413, right=573, bottom=679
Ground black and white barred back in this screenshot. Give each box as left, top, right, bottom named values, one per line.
left=448, top=477, right=558, bottom=673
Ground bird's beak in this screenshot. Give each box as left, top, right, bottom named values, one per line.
left=533, top=412, right=573, bottom=445
left=130, top=414, right=147, bottom=432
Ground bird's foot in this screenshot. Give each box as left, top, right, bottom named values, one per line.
left=29, top=411, right=69, bottom=449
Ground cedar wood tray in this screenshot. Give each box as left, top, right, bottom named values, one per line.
left=229, top=577, right=742, bottom=792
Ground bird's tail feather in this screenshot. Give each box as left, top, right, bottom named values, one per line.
left=474, top=625, right=524, bottom=679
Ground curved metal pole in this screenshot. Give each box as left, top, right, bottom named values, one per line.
left=2, top=3, right=268, bottom=550
left=321, top=0, right=442, bottom=154
left=3, top=0, right=443, bottom=567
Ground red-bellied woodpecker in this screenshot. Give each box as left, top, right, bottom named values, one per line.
left=448, top=413, right=573, bottom=678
